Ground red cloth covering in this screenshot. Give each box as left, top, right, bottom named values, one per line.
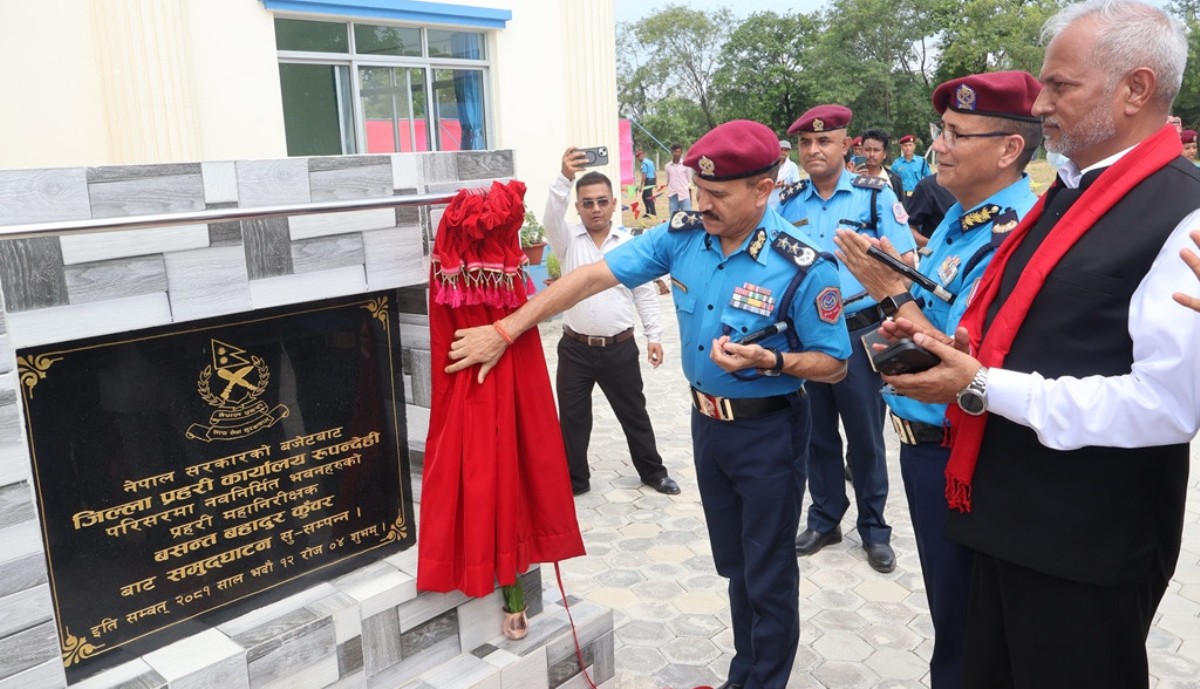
left=418, top=181, right=585, bottom=597
left=944, top=125, right=1183, bottom=512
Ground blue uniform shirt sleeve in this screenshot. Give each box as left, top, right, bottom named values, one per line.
left=875, top=186, right=917, bottom=254
left=605, top=223, right=674, bottom=288
left=787, top=258, right=852, bottom=360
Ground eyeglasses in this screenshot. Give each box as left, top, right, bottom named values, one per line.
left=934, top=125, right=1015, bottom=149
left=579, top=198, right=612, bottom=209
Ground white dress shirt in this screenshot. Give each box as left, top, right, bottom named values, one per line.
left=544, top=174, right=662, bottom=342
left=987, top=148, right=1200, bottom=450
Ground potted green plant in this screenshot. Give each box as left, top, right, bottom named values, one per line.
left=519, top=210, right=547, bottom=265
left=543, top=253, right=561, bottom=285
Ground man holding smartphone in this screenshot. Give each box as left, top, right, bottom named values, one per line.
left=543, top=147, right=679, bottom=497
left=834, top=71, right=1042, bottom=689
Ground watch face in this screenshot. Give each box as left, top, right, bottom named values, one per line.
left=958, top=390, right=986, bottom=415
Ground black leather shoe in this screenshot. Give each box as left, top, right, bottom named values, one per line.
left=795, top=526, right=842, bottom=555
left=716, top=682, right=743, bottom=689
left=644, top=475, right=681, bottom=495
left=572, top=484, right=590, bottom=496
left=864, top=542, right=896, bottom=573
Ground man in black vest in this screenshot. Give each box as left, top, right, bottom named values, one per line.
left=880, top=1, right=1200, bottom=687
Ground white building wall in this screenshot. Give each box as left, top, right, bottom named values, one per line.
left=0, top=0, right=618, bottom=216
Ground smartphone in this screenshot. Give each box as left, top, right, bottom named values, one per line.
left=850, top=155, right=867, bottom=168
left=862, top=330, right=940, bottom=375
left=579, top=146, right=609, bottom=167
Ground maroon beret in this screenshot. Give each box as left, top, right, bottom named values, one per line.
left=898, top=134, right=916, bottom=144
left=933, top=71, right=1042, bottom=123
left=787, top=105, right=853, bottom=135
left=851, top=136, right=863, bottom=146
left=1182, top=129, right=1197, bottom=145
left=683, top=120, right=780, bottom=181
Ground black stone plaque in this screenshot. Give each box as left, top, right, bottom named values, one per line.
left=17, top=293, right=413, bottom=680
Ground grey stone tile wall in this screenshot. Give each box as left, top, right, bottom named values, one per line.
left=0, top=150, right=606, bottom=689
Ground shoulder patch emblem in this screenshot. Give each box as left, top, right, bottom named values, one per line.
left=778, top=179, right=809, bottom=205
left=772, top=234, right=818, bottom=268
left=851, top=175, right=887, bottom=191
left=892, top=201, right=909, bottom=224
left=669, top=210, right=705, bottom=232
left=816, top=287, right=843, bottom=324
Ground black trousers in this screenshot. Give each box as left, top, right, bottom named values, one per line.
left=556, top=335, right=666, bottom=490
left=962, top=552, right=1168, bottom=689
left=642, top=181, right=657, bottom=217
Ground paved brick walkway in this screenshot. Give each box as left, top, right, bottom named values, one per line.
left=537, top=296, right=1200, bottom=689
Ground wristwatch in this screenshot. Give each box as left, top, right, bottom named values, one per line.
left=879, top=292, right=916, bottom=318
left=956, top=367, right=990, bottom=416
left=760, top=348, right=785, bottom=377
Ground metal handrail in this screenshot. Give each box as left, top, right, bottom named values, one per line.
left=0, top=192, right=462, bottom=240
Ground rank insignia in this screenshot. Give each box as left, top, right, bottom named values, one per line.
left=778, top=179, right=808, bottom=205
left=955, top=84, right=977, bottom=111
left=669, top=210, right=704, bottom=231
left=731, top=283, right=775, bottom=316
left=851, top=175, right=886, bottom=191
left=960, top=204, right=1001, bottom=231
left=992, top=209, right=1019, bottom=235
left=747, top=228, right=768, bottom=261
left=792, top=218, right=810, bottom=228
left=772, top=235, right=817, bottom=267
left=816, top=287, right=842, bottom=324
left=939, top=255, right=962, bottom=285
left=699, top=156, right=716, bottom=177
left=813, top=118, right=825, bottom=132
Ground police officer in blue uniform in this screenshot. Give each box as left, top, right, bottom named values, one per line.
left=780, top=104, right=917, bottom=573
left=447, top=119, right=852, bottom=689
left=834, top=71, right=1044, bottom=689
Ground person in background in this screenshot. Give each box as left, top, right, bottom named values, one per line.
left=892, top=134, right=932, bottom=198
left=664, top=143, right=694, bottom=215
left=881, top=2, right=1200, bottom=686
left=780, top=105, right=917, bottom=575
left=545, top=148, right=680, bottom=498
left=770, top=139, right=801, bottom=208
left=636, top=149, right=658, bottom=218
left=860, top=128, right=906, bottom=200
left=906, top=174, right=958, bottom=249
left=1182, top=129, right=1198, bottom=162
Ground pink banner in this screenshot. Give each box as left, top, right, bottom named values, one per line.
left=619, top=119, right=634, bottom=186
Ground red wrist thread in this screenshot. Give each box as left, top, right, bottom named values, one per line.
left=492, top=321, right=515, bottom=345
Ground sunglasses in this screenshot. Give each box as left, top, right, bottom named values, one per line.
left=579, top=198, right=612, bottom=209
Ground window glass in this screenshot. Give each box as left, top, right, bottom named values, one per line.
left=279, top=63, right=355, bottom=156
left=354, top=24, right=421, bottom=57
left=432, top=68, right=486, bottom=151
left=360, top=67, right=430, bottom=153
left=427, top=30, right=485, bottom=59
left=275, top=18, right=348, bottom=53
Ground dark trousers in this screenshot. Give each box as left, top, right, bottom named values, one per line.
left=556, top=336, right=666, bottom=490
left=693, top=393, right=809, bottom=689
left=900, top=441, right=973, bottom=689
left=805, top=322, right=890, bottom=544
left=962, top=552, right=1168, bottom=689
left=642, top=181, right=657, bottom=217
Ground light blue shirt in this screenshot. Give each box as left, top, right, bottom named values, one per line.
left=640, top=158, right=656, bottom=183
left=606, top=208, right=851, bottom=398
left=779, top=169, right=916, bottom=312
left=892, top=156, right=931, bottom=193
left=886, top=174, right=1038, bottom=426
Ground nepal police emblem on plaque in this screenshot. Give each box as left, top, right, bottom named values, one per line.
left=186, top=339, right=289, bottom=442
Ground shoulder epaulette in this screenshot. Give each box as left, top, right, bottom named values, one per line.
left=962, top=208, right=1022, bottom=277
left=851, top=175, right=887, bottom=191
left=771, top=233, right=827, bottom=270
left=778, top=179, right=809, bottom=206
left=668, top=210, right=705, bottom=232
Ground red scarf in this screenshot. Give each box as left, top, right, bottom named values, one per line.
left=944, top=124, right=1182, bottom=512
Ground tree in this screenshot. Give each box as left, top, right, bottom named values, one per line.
left=934, top=0, right=1067, bottom=84
left=621, top=4, right=732, bottom=134
left=711, top=11, right=821, bottom=135
left=1167, top=1, right=1200, bottom=129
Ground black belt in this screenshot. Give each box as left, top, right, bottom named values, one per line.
left=889, top=412, right=945, bottom=445
left=691, top=387, right=804, bottom=422
left=845, top=305, right=885, bottom=331
left=563, top=325, right=634, bottom=347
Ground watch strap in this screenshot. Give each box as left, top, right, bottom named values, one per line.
left=881, top=292, right=916, bottom=318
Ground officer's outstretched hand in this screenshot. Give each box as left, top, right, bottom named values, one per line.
left=711, top=335, right=773, bottom=374
left=1172, top=229, right=1200, bottom=313
left=447, top=324, right=509, bottom=383
left=882, top=328, right=978, bottom=404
